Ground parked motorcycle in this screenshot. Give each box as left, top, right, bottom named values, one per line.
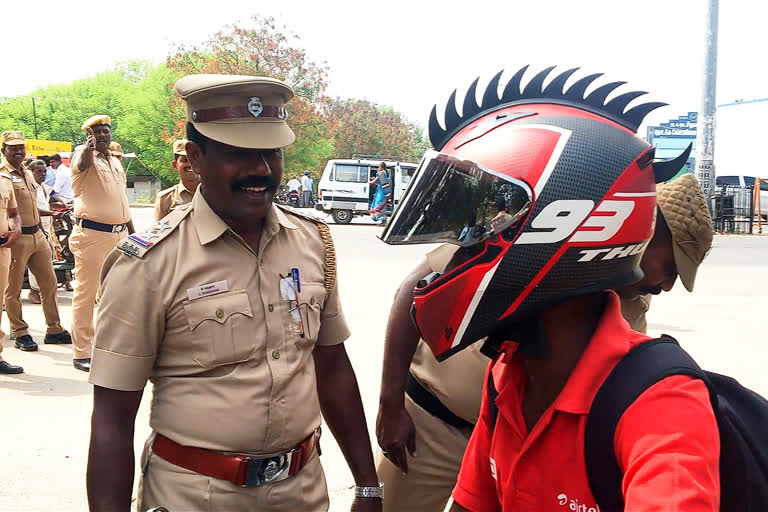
left=288, top=190, right=301, bottom=208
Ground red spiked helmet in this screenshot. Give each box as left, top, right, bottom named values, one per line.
left=382, top=66, right=691, bottom=360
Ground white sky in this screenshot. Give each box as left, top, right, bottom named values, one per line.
left=7, top=0, right=768, bottom=132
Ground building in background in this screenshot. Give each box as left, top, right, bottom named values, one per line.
left=646, top=112, right=698, bottom=181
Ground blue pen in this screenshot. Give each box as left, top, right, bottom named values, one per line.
left=291, top=267, right=301, bottom=293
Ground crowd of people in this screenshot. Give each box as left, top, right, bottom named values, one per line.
left=0, top=119, right=201, bottom=374
left=2, top=65, right=763, bottom=512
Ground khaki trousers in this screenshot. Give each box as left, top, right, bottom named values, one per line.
left=5, top=231, right=64, bottom=338
left=70, top=225, right=126, bottom=360
left=0, top=248, right=11, bottom=362
left=376, top=395, right=472, bottom=512
left=138, top=434, right=330, bottom=511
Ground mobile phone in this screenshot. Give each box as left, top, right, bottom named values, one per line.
left=0, top=236, right=8, bottom=245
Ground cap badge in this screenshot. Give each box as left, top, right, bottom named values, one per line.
left=248, top=97, right=264, bottom=118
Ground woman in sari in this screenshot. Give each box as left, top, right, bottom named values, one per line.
left=369, top=162, right=392, bottom=225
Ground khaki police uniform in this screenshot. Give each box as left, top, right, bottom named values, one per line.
left=70, top=115, right=131, bottom=360
left=1, top=158, right=65, bottom=338
left=89, top=74, right=349, bottom=511
left=376, top=244, right=658, bottom=512
left=154, top=182, right=194, bottom=221
left=0, top=159, right=17, bottom=361
left=155, top=139, right=196, bottom=221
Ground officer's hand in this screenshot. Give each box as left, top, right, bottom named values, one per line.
left=351, top=497, right=382, bottom=512
left=85, top=127, right=96, bottom=151
left=0, top=229, right=20, bottom=248
left=376, top=401, right=417, bottom=474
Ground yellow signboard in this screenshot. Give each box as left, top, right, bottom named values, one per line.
left=25, top=139, right=72, bottom=156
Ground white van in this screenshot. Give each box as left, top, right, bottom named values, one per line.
left=314, top=158, right=418, bottom=223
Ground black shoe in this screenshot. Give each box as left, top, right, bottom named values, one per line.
left=14, top=335, right=38, bottom=351
left=44, top=331, right=72, bottom=344
left=73, top=358, right=91, bottom=372
left=0, top=360, right=23, bottom=374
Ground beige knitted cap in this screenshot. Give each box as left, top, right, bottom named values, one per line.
left=656, top=173, right=714, bottom=292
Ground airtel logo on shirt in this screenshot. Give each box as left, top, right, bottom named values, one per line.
left=556, top=493, right=600, bottom=512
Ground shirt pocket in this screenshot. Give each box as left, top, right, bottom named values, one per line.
left=291, top=283, right=326, bottom=349
left=183, top=291, right=256, bottom=368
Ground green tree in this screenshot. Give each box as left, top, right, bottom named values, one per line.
left=324, top=97, right=429, bottom=163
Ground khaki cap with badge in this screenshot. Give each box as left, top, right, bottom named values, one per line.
left=172, top=139, right=188, bottom=156
left=81, top=115, right=111, bottom=130
left=176, top=74, right=295, bottom=149
left=1, top=130, right=25, bottom=145
left=657, top=173, right=714, bottom=292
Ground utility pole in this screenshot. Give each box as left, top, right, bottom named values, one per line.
left=695, top=0, right=719, bottom=208
left=31, top=97, right=39, bottom=139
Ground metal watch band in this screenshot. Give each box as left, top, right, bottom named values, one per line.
left=354, top=483, right=384, bottom=499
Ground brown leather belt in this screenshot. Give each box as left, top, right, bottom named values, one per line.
left=152, top=428, right=320, bottom=487
left=21, top=225, right=39, bottom=235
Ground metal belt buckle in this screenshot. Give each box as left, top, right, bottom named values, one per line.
left=112, top=224, right=124, bottom=233
left=242, top=452, right=292, bottom=487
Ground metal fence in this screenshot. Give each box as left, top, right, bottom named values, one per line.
left=711, top=185, right=754, bottom=234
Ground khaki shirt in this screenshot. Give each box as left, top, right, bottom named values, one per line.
left=70, top=149, right=131, bottom=225
left=409, top=244, right=489, bottom=424
left=89, top=192, right=350, bottom=455
left=154, top=182, right=195, bottom=221
left=0, top=162, right=18, bottom=233
left=408, top=244, right=654, bottom=425
left=0, top=161, right=37, bottom=227
left=621, top=293, right=651, bottom=333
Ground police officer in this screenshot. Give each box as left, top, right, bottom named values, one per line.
left=0, top=131, right=23, bottom=374
left=376, top=174, right=714, bottom=511
left=86, top=74, right=381, bottom=512
left=0, top=131, right=71, bottom=353
left=153, top=139, right=199, bottom=220
left=617, top=173, right=714, bottom=332
left=69, top=115, right=135, bottom=372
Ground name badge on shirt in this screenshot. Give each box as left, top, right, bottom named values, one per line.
left=11, top=176, right=23, bottom=183
left=187, top=280, right=229, bottom=301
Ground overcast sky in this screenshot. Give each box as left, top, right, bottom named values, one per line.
left=6, top=0, right=767, bottom=131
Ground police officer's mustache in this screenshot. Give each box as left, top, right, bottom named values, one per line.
left=232, top=175, right=277, bottom=191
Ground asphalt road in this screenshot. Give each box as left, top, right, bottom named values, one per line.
left=1, top=208, right=767, bottom=511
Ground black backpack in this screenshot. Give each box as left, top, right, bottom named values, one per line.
left=485, top=335, right=768, bottom=511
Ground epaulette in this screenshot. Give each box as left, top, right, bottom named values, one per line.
left=0, top=172, right=11, bottom=180
left=156, top=186, right=175, bottom=198
left=118, top=203, right=192, bottom=258
left=274, top=203, right=328, bottom=225
left=275, top=204, right=336, bottom=297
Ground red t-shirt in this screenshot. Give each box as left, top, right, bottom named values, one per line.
left=452, top=292, right=720, bottom=512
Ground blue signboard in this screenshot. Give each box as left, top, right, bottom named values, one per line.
left=647, top=112, right=698, bottom=140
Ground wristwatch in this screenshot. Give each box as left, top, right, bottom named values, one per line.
left=354, top=482, right=384, bottom=499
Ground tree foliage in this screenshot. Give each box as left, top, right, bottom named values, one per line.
left=0, top=15, right=427, bottom=190
left=324, top=98, right=429, bottom=163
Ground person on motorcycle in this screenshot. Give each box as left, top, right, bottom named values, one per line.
left=286, top=174, right=302, bottom=207
left=379, top=66, right=719, bottom=512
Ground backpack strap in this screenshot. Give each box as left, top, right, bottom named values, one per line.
left=584, top=336, right=711, bottom=512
